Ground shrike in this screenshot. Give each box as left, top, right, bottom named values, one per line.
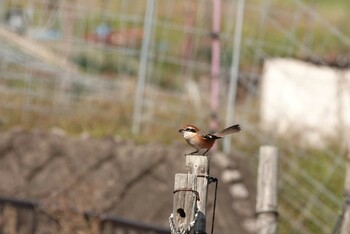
left=179, top=124, right=241, bottom=155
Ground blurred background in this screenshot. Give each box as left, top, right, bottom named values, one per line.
left=0, top=0, right=349, bottom=233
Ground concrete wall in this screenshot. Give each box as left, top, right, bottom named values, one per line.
left=260, top=58, right=350, bottom=146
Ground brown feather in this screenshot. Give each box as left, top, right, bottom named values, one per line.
left=214, top=124, right=241, bottom=137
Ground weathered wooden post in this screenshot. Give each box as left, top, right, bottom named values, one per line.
left=340, top=144, right=350, bottom=234
left=256, top=146, right=278, bottom=234
left=170, top=155, right=210, bottom=234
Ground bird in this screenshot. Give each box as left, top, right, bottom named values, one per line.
left=178, top=124, right=241, bottom=155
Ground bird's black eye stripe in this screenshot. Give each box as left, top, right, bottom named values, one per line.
left=186, top=128, right=196, bottom=133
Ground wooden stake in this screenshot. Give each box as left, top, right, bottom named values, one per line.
left=172, top=174, right=197, bottom=231
left=186, top=155, right=210, bottom=215
left=256, top=146, right=278, bottom=234
left=340, top=144, right=350, bottom=234
left=171, top=155, right=209, bottom=234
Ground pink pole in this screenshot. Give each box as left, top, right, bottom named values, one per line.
left=210, top=0, right=221, bottom=132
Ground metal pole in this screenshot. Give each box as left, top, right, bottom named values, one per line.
left=210, top=0, right=221, bottom=132
left=0, top=0, right=4, bottom=20
left=340, top=143, right=350, bottom=234
left=223, top=0, right=245, bottom=153
left=132, top=0, right=155, bottom=135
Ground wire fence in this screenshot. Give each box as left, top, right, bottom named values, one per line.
left=0, top=0, right=350, bottom=233
left=0, top=195, right=170, bottom=234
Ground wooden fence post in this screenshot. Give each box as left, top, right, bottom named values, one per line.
left=170, top=155, right=209, bottom=234
left=340, top=144, right=350, bottom=234
left=256, top=146, right=278, bottom=234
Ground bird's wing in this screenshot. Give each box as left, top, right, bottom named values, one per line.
left=214, top=124, right=241, bottom=137
left=203, top=133, right=221, bottom=140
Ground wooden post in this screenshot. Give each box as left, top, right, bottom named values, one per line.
left=171, top=155, right=209, bottom=234
left=340, top=144, right=350, bottom=234
left=256, top=146, right=278, bottom=234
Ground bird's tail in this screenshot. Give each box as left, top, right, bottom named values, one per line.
left=214, top=124, right=241, bottom=137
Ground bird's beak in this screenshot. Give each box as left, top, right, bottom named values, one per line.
left=179, top=129, right=184, bottom=133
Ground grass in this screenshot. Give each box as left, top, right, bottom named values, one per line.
left=0, top=76, right=200, bottom=144
left=278, top=150, right=345, bottom=233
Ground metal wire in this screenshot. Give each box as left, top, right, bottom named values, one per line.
left=209, top=177, right=218, bottom=234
